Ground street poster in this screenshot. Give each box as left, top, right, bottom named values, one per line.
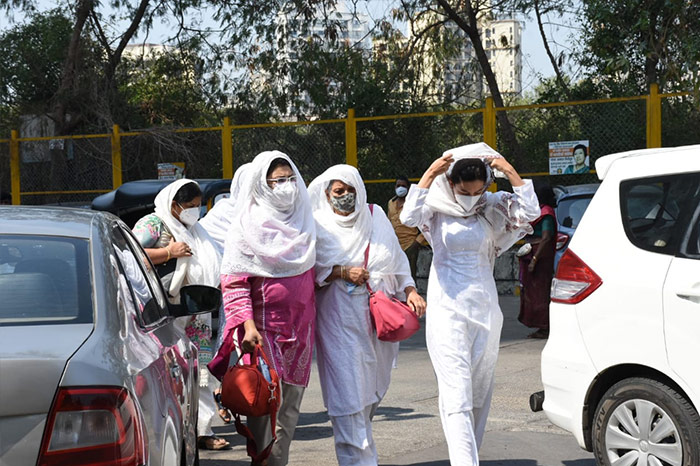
left=548, top=140, right=590, bottom=175
left=157, top=162, right=185, bottom=180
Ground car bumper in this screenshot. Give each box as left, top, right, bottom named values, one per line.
left=541, top=304, right=597, bottom=450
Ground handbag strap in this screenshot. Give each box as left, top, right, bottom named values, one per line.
left=364, top=204, right=374, bottom=294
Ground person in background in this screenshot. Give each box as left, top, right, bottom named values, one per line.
left=132, top=179, right=228, bottom=451
left=518, top=183, right=557, bottom=339
left=308, top=165, right=426, bottom=466
left=0, top=191, right=11, bottom=205
left=400, top=143, right=540, bottom=466
left=387, top=176, right=429, bottom=279
left=208, top=151, right=317, bottom=466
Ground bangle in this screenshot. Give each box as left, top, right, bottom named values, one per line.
left=532, top=255, right=537, bottom=261
left=166, top=247, right=171, bottom=261
left=340, top=266, right=346, bottom=280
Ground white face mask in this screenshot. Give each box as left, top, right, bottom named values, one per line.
left=178, top=206, right=200, bottom=227
left=395, top=186, right=408, bottom=198
left=270, top=181, right=298, bottom=210
left=454, top=193, right=481, bottom=213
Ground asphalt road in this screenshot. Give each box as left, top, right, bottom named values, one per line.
left=200, top=296, right=597, bottom=466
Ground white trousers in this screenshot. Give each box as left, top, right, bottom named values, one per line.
left=248, top=382, right=305, bottom=466
left=197, top=373, right=218, bottom=437
left=427, top=302, right=502, bottom=466
left=330, top=403, right=379, bottom=466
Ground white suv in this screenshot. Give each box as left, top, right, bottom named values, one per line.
left=540, top=145, right=700, bottom=466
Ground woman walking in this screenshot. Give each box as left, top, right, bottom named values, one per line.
left=208, top=151, right=317, bottom=466
left=308, top=164, right=426, bottom=466
left=400, top=143, right=539, bottom=465
left=132, top=179, right=228, bottom=450
left=518, top=183, right=557, bottom=339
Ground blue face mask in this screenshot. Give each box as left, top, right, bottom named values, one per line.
left=395, top=186, right=408, bottom=198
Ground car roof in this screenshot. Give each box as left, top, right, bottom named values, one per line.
left=91, top=178, right=230, bottom=215
left=0, top=206, right=113, bottom=238
left=595, top=144, right=700, bottom=180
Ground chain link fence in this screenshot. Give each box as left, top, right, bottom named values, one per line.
left=18, top=136, right=112, bottom=206
left=495, top=98, right=647, bottom=190
left=0, top=141, right=9, bottom=200
left=358, top=111, right=484, bottom=207
left=121, top=129, right=222, bottom=182
left=662, top=96, right=700, bottom=147
left=231, top=122, right=346, bottom=185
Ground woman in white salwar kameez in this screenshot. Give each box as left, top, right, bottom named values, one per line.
left=400, top=143, right=540, bottom=466
left=308, top=165, right=426, bottom=466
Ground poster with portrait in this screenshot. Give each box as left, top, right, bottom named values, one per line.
left=548, top=140, right=590, bottom=175
left=157, top=162, right=185, bottom=180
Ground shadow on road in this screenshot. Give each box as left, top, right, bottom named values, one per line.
left=562, top=460, right=596, bottom=466
left=374, top=405, right=435, bottom=422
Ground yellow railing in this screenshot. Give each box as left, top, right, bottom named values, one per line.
left=1, top=84, right=690, bottom=205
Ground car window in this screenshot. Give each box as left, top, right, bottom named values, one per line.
left=557, top=195, right=594, bottom=228
left=117, top=226, right=168, bottom=310
left=0, top=235, right=92, bottom=326
left=620, top=174, right=700, bottom=255
left=111, top=226, right=167, bottom=327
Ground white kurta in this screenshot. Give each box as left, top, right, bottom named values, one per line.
left=400, top=181, right=539, bottom=464
left=315, top=206, right=413, bottom=417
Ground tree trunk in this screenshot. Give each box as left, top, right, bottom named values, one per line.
left=534, top=0, right=569, bottom=96
left=435, top=0, right=523, bottom=166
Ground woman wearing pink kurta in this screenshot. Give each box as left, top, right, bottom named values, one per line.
left=208, top=151, right=316, bottom=466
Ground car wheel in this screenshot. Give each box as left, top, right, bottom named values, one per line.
left=593, top=377, right=700, bottom=466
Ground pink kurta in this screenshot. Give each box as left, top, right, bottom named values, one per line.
left=208, top=269, right=316, bottom=387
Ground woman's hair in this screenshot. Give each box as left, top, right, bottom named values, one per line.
left=534, top=182, right=556, bottom=208
left=173, top=182, right=202, bottom=204
left=449, top=158, right=487, bottom=184
left=573, top=144, right=588, bottom=156
left=267, top=158, right=292, bottom=177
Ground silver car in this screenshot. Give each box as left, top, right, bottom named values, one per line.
left=0, top=206, right=220, bottom=466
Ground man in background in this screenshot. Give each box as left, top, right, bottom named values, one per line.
left=387, top=176, right=429, bottom=279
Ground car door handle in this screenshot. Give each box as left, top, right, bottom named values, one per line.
left=676, top=289, right=700, bottom=303
left=170, top=364, right=182, bottom=378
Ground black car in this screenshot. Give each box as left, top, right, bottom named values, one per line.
left=91, top=179, right=230, bottom=227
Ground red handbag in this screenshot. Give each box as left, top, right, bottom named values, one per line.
left=221, top=344, right=280, bottom=462
left=365, top=204, right=421, bottom=342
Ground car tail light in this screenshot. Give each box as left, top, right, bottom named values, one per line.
left=555, top=232, right=569, bottom=250
left=551, top=249, right=602, bottom=304
left=37, top=387, right=147, bottom=466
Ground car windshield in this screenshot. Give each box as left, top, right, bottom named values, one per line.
left=557, top=195, right=594, bottom=229
left=0, top=235, right=93, bottom=326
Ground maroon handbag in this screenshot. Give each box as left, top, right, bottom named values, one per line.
left=364, top=204, right=421, bottom=342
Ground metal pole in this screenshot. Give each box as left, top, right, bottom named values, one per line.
left=10, top=130, right=20, bottom=205
left=345, top=108, right=358, bottom=167
left=222, top=117, right=233, bottom=179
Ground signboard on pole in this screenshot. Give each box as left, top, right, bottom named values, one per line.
left=548, top=140, right=590, bottom=175
left=157, top=162, right=185, bottom=180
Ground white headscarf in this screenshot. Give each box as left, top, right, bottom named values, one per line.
left=153, top=179, right=222, bottom=297
left=308, top=164, right=412, bottom=295
left=425, top=142, right=501, bottom=217
left=199, top=164, right=251, bottom=254
left=221, top=151, right=316, bottom=278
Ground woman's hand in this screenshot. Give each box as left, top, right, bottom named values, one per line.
left=418, top=153, right=454, bottom=189
left=241, top=320, right=263, bottom=353
left=168, top=238, right=192, bottom=258
left=346, top=267, right=370, bottom=285
left=487, top=157, right=524, bottom=187
left=405, top=287, right=426, bottom=317
left=527, top=257, right=537, bottom=273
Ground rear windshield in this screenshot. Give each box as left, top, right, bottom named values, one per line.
left=0, top=235, right=93, bottom=326
left=556, top=195, right=594, bottom=229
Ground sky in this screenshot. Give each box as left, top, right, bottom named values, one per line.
left=0, top=1, right=581, bottom=95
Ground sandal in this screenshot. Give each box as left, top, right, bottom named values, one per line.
left=213, top=391, right=232, bottom=424
left=197, top=435, right=230, bottom=450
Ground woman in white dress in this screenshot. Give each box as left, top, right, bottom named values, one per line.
left=400, top=143, right=540, bottom=466
left=308, top=164, right=426, bottom=466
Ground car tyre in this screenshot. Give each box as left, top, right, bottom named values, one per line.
left=593, top=377, right=700, bottom=466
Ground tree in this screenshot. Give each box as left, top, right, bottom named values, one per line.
left=579, top=0, right=700, bottom=93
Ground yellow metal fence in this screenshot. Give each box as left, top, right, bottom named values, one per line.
left=0, top=84, right=696, bottom=206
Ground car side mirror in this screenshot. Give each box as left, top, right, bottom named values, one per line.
left=169, top=285, right=221, bottom=318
